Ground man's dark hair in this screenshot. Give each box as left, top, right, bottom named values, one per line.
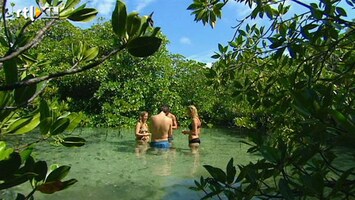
left=160, top=105, right=170, bottom=114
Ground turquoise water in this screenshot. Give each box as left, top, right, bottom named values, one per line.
left=6, top=128, right=257, bottom=200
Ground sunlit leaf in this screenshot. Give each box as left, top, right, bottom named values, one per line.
left=45, top=165, right=71, bottom=182
left=111, top=0, right=127, bottom=39
left=68, top=8, right=98, bottom=22
left=49, top=118, right=70, bottom=135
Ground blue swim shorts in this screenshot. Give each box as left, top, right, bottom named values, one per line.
left=150, top=141, right=170, bottom=149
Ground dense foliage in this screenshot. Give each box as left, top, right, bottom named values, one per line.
left=22, top=20, right=230, bottom=128
left=1, top=0, right=354, bottom=199
left=188, top=0, right=355, bottom=199
left=0, top=0, right=164, bottom=198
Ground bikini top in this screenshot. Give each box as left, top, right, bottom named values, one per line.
left=188, top=120, right=202, bottom=130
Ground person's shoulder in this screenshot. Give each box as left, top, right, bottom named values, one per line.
left=136, top=121, right=141, bottom=127
left=164, top=115, right=173, bottom=121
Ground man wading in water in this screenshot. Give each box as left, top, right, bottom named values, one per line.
left=149, top=106, right=173, bottom=149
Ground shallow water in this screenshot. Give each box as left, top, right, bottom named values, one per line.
left=6, top=128, right=257, bottom=200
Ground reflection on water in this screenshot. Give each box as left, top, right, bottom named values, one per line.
left=5, top=128, right=257, bottom=200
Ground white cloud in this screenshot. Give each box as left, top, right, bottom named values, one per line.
left=187, top=49, right=216, bottom=64
left=226, top=1, right=254, bottom=18
left=133, top=0, right=157, bottom=12
left=205, top=62, right=212, bottom=68
left=180, top=37, right=192, bottom=45
left=91, top=0, right=116, bottom=15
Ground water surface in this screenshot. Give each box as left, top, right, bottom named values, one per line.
left=8, top=127, right=257, bottom=200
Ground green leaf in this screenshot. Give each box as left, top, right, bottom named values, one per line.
left=311, top=7, right=323, bottom=20
left=150, top=27, right=160, bottom=37
left=82, top=47, right=99, bottom=62
left=14, top=77, right=37, bottom=106
left=64, top=0, right=80, bottom=10
left=226, top=158, right=236, bottom=184
left=40, top=117, right=53, bottom=135
left=203, top=165, right=227, bottom=183
left=15, top=193, right=26, bottom=200
left=328, top=168, right=354, bottom=198
left=49, top=118, right=70, bottom=135
left=21, top=53, right=37, bottom=63
left=260, top=146, right=281, bottom=164
left=5, top=117, right=32, bottom=134
left=40, top=99, right=51, bottom=120
left=139, top=15, right=150, bottom=36
left=68, top=8, right=98, bottom=22
left=279, top=179, right=294, bottom=200
left=19, top=147, right=33, bottom=162
left=330, top=109, right=355, bottom=133
left=66, top=113, right=82, bottom=132
left=127, top=36, right=162, bottom=57
left=335, top=7, right=347, bottom=16
left=45, top=166, right=71, bottom=182
left=34, top=161, right=48, bottom=182
left=126, top=12, right=141, bottom=37
left=111, top=0, right=127, bottom=38
left=0, top=152, right=22, bottom=180
left=0, top=91, right=11, bottom=110
left=0, top=142, right=14, bottom=160
left=60, top=137, right=86, bottom=147
left=0, top=174, right=29, bottom=190
left=209, top=12, right=216, bottom=28
left=218, top=43, right=224, bottom=53
left=301, top=173, right=324, bottom=195
left=61, top=178, right=78, bottom=190
left=3, top=59, right=18, bottom=85
left=187, top=2, right=202, bottom=10
left=13, top=113, right=40, bottom=134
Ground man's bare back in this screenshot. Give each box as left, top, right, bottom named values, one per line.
left=149, top=111, right=172, bottom=142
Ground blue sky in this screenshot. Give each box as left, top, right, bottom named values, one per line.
left=6, top=0, right=255, bottom=64
left=6, top=0, right=355, bottom=64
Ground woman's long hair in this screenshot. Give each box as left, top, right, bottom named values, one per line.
left=188, top=105, right=199, bottom=119
left=139, top=111, right=148, bottom=123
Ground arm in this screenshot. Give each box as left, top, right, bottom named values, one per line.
left=135, top=122, right=141, bottom=137
left=182, top=118, right=198, bottom=135
left=135, top=122, right=149, bottom=137
left=171, top=114, right=178, bottom=129
left=168, top=120, right=173, bottom=138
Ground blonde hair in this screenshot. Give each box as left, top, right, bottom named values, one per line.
left=188, top=105, right=199, bottom=118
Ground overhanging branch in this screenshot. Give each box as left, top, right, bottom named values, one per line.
left=0, top=46, right=124, bottom=91
left=0, top=19, right=57, bottom=64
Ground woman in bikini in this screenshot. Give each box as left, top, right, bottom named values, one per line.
left=182, top=105, right=202, bottom=151
left=135, top=111, right=151, bottom=143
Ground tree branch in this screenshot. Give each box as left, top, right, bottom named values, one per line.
left=1, top=0, right=10, bottom=47
left=0, top=46, right=124, bottom=91
left=0, top=19, right=57, bottom=64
